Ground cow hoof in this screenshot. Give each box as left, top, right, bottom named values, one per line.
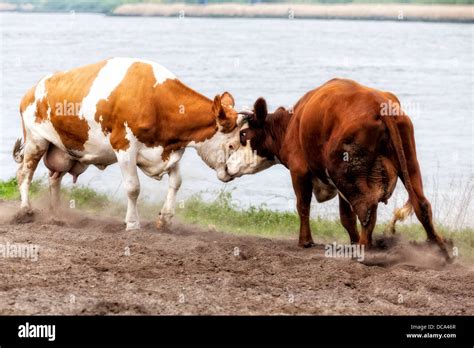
left=11, top=207, right=35, bottom=224
left=125, top=221, right=140, bottom=231
left=155, top=219, right=169, bottom=230
left=299, top=241, right=316, bottom=248
left=155, top=219, right=164, bottom=230
left=440, top=248, right=454, bottom=264
left=156, top=213, right=173, bottom=230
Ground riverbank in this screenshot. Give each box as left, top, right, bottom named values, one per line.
left=1, top=2, right=472, bottom=23
left=112, top=3, right=474, bottom=23
left=1, top=177, right=472, bottom=260
left=2, top=198, right=473, bottom=315
left=0, top=178, right=473, bottom=315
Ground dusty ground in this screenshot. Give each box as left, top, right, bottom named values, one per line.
left=0, top=200, right=472, bottom=315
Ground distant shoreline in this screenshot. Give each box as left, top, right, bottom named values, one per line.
left=1, top=3, right=473, bottom=23
left=111, top=3, right=474, bottom=23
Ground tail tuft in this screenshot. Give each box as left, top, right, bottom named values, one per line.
left=12, top=138, right=24, bottom=163
left=386, top=200, right=414, bottom=234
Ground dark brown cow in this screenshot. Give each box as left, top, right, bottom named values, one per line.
left=226, top=78, right=451, bottom=260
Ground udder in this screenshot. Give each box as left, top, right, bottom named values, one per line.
left=43, top=145, right=88, bottom=183
left=312, top=177, right=337, bottom=203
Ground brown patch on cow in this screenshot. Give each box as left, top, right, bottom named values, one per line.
left=94, top=62, right=158, bottom=152
left=95, top=61, right=237, bottom=158
left=31, top=60, right=108, bottom=151
left=20, top=86, right=35, bottom=115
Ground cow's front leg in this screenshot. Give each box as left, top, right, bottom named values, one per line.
left=338, top=194, right=359, bottom=244
left=156, top=163, right=182, bottom=229
left=291, top=171, right=314, bottom=248
left=357, top=204, right=378, bottom=248
left=116, top=150, right=140, bottom=231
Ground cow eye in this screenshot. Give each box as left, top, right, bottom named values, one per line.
left=240, top=130, right=246, bottom=138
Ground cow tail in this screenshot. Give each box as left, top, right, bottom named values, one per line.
left=13, top=109, right=28, bottom=164
left=386, top=200, right=414, bottom=234
left=381, top=115, right=417, bottom=218
left=12, top=138, right=24, bottom=164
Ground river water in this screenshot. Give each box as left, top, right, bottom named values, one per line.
left=0, top=12, right=472, bottom=227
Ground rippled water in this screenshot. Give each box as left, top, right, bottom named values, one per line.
left=0, top=13, right=472, bottom=226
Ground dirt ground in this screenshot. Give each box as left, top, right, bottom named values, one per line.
left=0, top=200, right=472, bottom=315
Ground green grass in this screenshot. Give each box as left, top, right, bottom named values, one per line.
left=1, top=177, right=472, bottom=259
left=176, top=190, right=473, bottom=259
left=68, top=185, right=110, bottom=210
left=177, top=190, right=345, bottom=240
left=0, top=177, right=42, bottom=200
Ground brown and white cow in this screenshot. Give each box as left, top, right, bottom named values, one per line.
left=13, top=57, right=242, bottom=230
left=226, top=78, right=451, bottom=260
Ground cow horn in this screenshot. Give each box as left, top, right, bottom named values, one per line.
left=237, top=111, right=254, bottom=125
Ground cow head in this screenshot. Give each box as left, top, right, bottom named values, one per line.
left=225, top=97, right=278, bottom=178
left=196, top=91, right=244, bottom=182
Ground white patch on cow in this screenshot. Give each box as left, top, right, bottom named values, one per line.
left=236, top=114, right=247, bottom=127
left=34, top=74, right=52, bottom=101
left=79, top=58, right=135, bottom=120
left=122, top=122, right=138, bottom=151
left=136, top=145, right=184, bottom=179
left=190, top=126, right=241, bottom=182
left=76, top=58, right=136, bottom=161
left=225, top=137, right=275, bottom=178
left=142, top=59, right=176, bottom=86
left=21, top=74, right=64, bottom=150
left=46, top=104, right=52, bottom=120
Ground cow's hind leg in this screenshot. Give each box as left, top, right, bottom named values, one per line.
left=399, top=123, right=451, bottom=260
left=409, top=188, right=450, bottom=260
left=116, top=150, right=141, bottom=231
left=338, top=195, right=359, bottom=244
left=17, top=136, right=49, bottom=211
left=156, top=163, right=182, bottom=230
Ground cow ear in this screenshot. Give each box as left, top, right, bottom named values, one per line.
left=212, top=95, right=226, bottom=120
left=253, top=97, right=267, bottom=126
left=220, top=92, right=235, bottom=108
